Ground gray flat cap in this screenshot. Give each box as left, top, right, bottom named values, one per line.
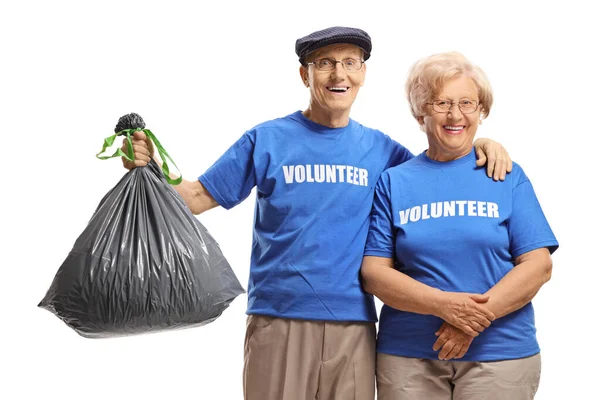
left=295, top=26, right=372, bottom=64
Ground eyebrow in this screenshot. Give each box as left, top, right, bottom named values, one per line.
left=434, top=97, right=477, bottom=101
left=315, top=56, right=360, bottom=60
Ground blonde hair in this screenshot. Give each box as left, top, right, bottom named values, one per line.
left=406, top=51, right=493, bottom=121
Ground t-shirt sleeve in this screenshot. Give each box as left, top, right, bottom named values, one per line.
left=385, top=139, right=415, bottom=169
left=364, top=173, right=395, bottom=258
left=508, top=173, right=559, bottom=257
left=198, top=131, right=257, bottom=210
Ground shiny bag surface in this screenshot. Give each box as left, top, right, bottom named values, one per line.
left=39, top=114, right=244, bottom=338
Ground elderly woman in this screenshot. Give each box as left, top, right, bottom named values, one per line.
left=361, top=52, right=559, bottom=400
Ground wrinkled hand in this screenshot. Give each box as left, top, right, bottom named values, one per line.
left=474, top=138, right=513, bottom=181
left=433, top=322, right=474, bottom=360
left=122, top=130, right=154, bottom=170
left=436, top=292, right=495, bottom=337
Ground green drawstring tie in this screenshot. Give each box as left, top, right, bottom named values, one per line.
left=96, top=128, right=182, bottom=185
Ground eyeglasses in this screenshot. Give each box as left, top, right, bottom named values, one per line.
left=306, top=57, right=365, bottom=72
left=427, top=99, right=480, bottom=114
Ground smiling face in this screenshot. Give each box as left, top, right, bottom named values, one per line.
left=420, top=75, right=481, bottom=161
left=300, top=44, right=366, bottom=125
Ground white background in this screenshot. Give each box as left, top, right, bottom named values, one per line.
left=1, top=0, right=597, bottom=398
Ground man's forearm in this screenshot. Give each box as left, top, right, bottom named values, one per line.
left=172, top=179, right=219, bottom=215
left=152, top=155, right=219, bottom=215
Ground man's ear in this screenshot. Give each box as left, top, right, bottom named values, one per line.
left=299, top=65, right=309, bottom=87
left=360, top=62, right=367, bottom=86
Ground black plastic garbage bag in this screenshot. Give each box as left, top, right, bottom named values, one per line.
left=39, top=113, right=245, bottom=338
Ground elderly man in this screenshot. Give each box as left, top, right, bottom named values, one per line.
left=123, top=26, right=511, bottom=400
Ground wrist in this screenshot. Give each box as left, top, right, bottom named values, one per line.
left=428, top=288, right=447, bottom=318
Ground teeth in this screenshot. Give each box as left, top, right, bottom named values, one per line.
left=328, top=87, right=348, bottom=92
left=444, top=126, right=463, bottom=131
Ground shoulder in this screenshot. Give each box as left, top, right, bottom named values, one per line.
left=352, top=121, right=410, bottom=153
left=376, top=157, right=422, bottom=185
left=504, top=161, right=529, bottom=188
left=352, top=120, right=391, bottom=140
left=252, top=112, right=303, bottom=131
left=242, top=112, right=304, bottom=140
left=385, top=153, right=422, bottom=173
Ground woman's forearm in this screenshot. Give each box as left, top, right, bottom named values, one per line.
left=361, top=256, right=495, bottom=335
left=484, top=248, right=552, bottom=319
left=361, top=257, right=445, bottom=316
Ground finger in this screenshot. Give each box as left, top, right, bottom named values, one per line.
left=469, top=319, right=486, bottom=332
left=123, top=139, right=145, bottom=155
left=131, top=153, right=148, bottom=162
left=460, top=325, right=479, bottom=337
left=493, top=156, right=505, bottom=181
left=468, top=298, right=495, bottom=321
left=464, top=316, right=484, bottom=332
left=132, top=143, right=151, bottom=157
left=477, top=305, right=495, bottom=321
left=471, top=309, right=493, bottom=327
left=145, top=136, right=154, bottom=149
left=433, top=334, right=448, bottom=351
left=498, top=148, right=508, bottom=180
left=472, top=314, right=493, bottom=331
left=130, top=136, right=155, bottom=158
left=506, top=152, right=513, bottom=173
left=130, top=138, right=146, bottom=145
left=132, top=130, right=147, bottom=140
left=147, top=140, right=155, bottom=158
left=435, top=324, right=447, bottom=336
left=471, top=312, right=493, bottom=328
left=132, top=154, right=150, bottom=164
left=123, top=159, right=149, bottom=170
left=446, top=342, right=462, bottom=360
left=486, top=155, right=496, bottom=178
left=123, top=150, right=150, bottom=165
left=475, top=147, right=486, bottom=167
left=439, top=342, right=457, bottom=360
left=455, top=343, right=469, bottom=359
left=475, top=315, right=491, bottom=329
left=433, top=338, right=444, bottom=351
left=131, top=139, right=150, bottom=149
left=469, top=293, right=490, bottom=303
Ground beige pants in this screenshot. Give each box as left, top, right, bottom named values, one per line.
left=376, top=353, right=541, bottom=400
left=243, top=315, right=376, bottom=400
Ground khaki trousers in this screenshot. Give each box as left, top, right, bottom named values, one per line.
left=376, top=353, right=541, bottom=400
left=243, top=315, right=376, bottom=400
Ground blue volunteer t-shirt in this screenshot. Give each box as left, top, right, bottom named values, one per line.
left=364, top=148, right=559, bottom=361
left=199, top=111, right=413, bottom=322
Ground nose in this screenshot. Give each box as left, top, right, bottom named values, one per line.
left=329, top=62, right=347, bottom=80
left=447, top=104, right=464, bottom=120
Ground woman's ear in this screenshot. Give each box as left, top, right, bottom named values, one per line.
left=417, top=116, right=426, bottom=132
